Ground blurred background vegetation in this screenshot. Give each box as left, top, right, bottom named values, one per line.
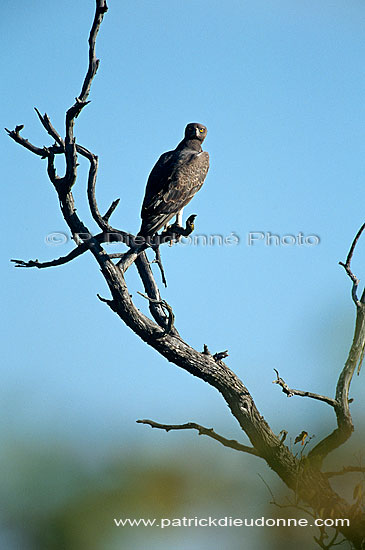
left=0, top=416, right=363, bottom=549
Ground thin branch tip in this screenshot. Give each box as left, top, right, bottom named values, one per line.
left=136, top=419, right=260, bottom=456
left=339, top=223, right=365, bottom=306
left=202, top=344, right=212, bottom=355
left=273, top=369, right=336, bottom=407
left=96, top=293, right=110, bottom=303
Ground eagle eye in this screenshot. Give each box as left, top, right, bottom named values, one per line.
left=199, top=128, right=204, bottom=133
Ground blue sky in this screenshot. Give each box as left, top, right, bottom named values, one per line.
left=1, top=1, right=365, bottom=547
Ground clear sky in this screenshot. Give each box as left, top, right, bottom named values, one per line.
left=2, top=1, right=365, bottom=548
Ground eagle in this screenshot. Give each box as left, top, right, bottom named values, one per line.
left=139, top=123, right=209, bottom=238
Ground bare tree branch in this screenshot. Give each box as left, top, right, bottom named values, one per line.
left=314, top=526, right=343, bottom=550
left=117, top=218, right=199, bottom=274
left=137, top=292, right=175, bottom=336
left=63, top=0, right=108, bottom=193
left=308, top=228, right=365, bottom=466
left=324, top=466, right=365, bottom=479
left=307, top=307, right=365, bottom=464
left=202, top=344, right=212, bottom=355
left=137, top=419, right=261, bottom=456
left=273, top=369, right=337, bottom=408
left=9, top=230, right=130, bottom=270
left=151, top=246, right=168, bottom=287
left=339, top=223, right=365, bottom=307
left=34, top=108, right=64, bottom=147
left=103, top=198, right=120, bottom=223
left=213, top=350, right=229, bottom=361
left=10, top=245, right=89, bottom=269
left=5, top=125, right=48, bottom=158
left=7, top=3, right=365, bottom=548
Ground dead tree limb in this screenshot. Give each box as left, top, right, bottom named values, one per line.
left=137, top=419, right=261, bottom=456
left=324, top=466, right=365, bottom=479
left=339, top=223, right=365, bottom=307
left=307, top=227, right=365, bottom=467
left=273, top=369, right=337, bottom=408
left=7, top=2, right=365, bottom=548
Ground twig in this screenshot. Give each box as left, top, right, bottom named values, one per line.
left=137, top=419, right=261, bottom=456
left=96, top=293, right=115, bottom=308
left=64, top=0, right=108, bottom=191
left=5, top=126, right=48, bottom=158
left=74, top=142, right=132, bottom=244
left=10, top=243, right=89, bottom=268
left=152, top=246, right=167, bottom=287
left=202, top=344, right=212, bottom=355
left=339, top=223, right=365, bottom=307
left=258, top=473, right=318, bottom=521
left=66, top=1, right=108, bottom=123
left=10, top=231, right=130, bottom=269
left=34, top=108, right=64, bottom=147
left=80, top=1, right=108, bottom=102
left=314, top=527, right=342, bottom=550
left=273, top=369, right=337, bottom=407
left=324, top=466, right=365, bottom=479
left=103, top=199, right=120, bottom=223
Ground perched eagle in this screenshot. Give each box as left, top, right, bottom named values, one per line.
left=139, top=123, right=209, bottom=237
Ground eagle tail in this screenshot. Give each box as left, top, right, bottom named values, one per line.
left=139, top=213, right=175, bottom=238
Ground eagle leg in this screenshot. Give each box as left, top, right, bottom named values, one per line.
left=175, top=208, right=184, bottom=227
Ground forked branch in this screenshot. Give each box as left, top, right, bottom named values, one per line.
left=7, top=3, right=365, bottom=548
left=273, top=369, right=337, bottom=407
left=308, top=224, right=365, bottom=465
left=339, top=223, right=365, bottom=307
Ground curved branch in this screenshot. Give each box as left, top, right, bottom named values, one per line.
left=308, top=228, right=365, bottom=465
left=10, top=244, right=89, bottom=268
left=10, top=231, right=128, bottom=269
left=273, top=369, right=337, bottom=408
left=64, top=0, right=108, bottom=192
left=136, top=419, right=261, bottom=457
left=7, top=4, right=365, bottom=548
left=137, top=292, right=175, bottom=335
left=80, top=1, right=108, bottom=102
left=135, top=253, right=179, bottom=334
left=5, top=126, right=48, bottom=157
left=339, top=223, right=365, bottom=307
left=78, top=143, right=131, bottom=242
left=66, top=0, right=108, bottom=124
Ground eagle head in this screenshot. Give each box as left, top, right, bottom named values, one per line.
left=184, top=122, right=207, bottom=142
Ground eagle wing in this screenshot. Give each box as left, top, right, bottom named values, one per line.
left=141, top=150, right=175, bottom=214
left=140, top=150, right=209, bottom=236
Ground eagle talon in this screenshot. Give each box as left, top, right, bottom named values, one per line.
left=160, top=215, right=197, bottom=243
left=167, top=222, right=184, bottom=235
left=182, top=214, right=197, bottom=236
